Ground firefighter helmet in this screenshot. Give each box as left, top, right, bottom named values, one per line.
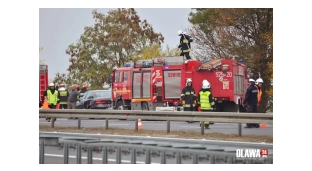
left=256, top=78, right=263, bottom=85
left=186, top=78, right=192, bottom=83
left=202, top=81, right=210, bottom=89
left=249, top=79, right=255, bottom=82
left=49, top=83, right=54, bottom=86
left=83, top=84, right=88, bottom=89
left=178, top=30, right=183, bottom=35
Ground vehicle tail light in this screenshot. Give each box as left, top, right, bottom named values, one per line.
left=153, top=85, right=156, bottom=93
left=96, top=100, right=106, bottom=104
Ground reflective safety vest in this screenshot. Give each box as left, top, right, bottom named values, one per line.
left=257, top=88, right=262, bottom=106
left=59, top=90, right=68, bottom=104
left=199, top=91, right=212, bottom=110
left=47, top=90, right=58, bottom=105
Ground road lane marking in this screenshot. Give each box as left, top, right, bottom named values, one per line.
left=44, top=153, right=160, bottom=164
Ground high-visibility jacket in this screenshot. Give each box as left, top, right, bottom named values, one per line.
left=256, top=86, right=262, bottom=106
left=58, top=89, right=69, bottom=104
left=198, top=90, right=215, bottom=110
left=47, top=90, right=58, bottom=105
left=181, top=86, right=196, bottom=107
left=178, top=34, right=193, bottom=53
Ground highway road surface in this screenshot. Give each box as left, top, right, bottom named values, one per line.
left=39, top=119, right=273, bottom=136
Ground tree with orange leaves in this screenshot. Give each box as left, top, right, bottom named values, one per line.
left=189, top=8, right=273, bottom=112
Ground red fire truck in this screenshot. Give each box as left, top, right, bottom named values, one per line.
left=39, top=65, right=48, bottom=108
left=109, top=56, right=248, bottom=112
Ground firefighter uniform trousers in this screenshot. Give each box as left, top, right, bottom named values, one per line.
left=58, top=90, right=68, bottom=109
left=46, top=90, right=58, bottom=122
left=199, top=90, right=215, bottom=129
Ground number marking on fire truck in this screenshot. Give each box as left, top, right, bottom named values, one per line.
left=216, top=72, right=232, bottom=77
left=168, top=73, right=181, bottom=77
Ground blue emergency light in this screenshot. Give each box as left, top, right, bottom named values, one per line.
left=124, top=63, right=131, bottom=67
left=164, top=66, right=169, bottom=70
left=143, top=62, right=151, bottom=67
left=239, top=59, right=243, bottom=64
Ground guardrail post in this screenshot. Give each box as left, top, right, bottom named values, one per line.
left=237, top=102, right=242, bottom=137
left=209, top=155, right=216, bottom=164
left=63, top=143, right=69, bottom=164
left=161, top=151, right=166, bottom=164
left=200, top=121, right=205, bottom=135
left=167, top=120, right=170, bottom=133
left=176, top=153, right=182, bottom=164
left=135, top=119, right=138, bottom=131
left=87, top=147, right=93, bottom=164
left=105, top=118, right=109, bottom=130
left=78, top=118, right=81, bottom=129
left=39, top=140, right=45, bottom=164
left=238, top=124, right=242, bottom=137
left=131, top=148, right=136, bottom=164
left=116, top=147, right=122, bottom=164
left=76, top=145, right=82, bottom=164
left=145, top=149, right=151, bottom=164
left=102, top=146, right=108, bottom=164
left=51, top=118, right=55, bottom=128
left=192, top=154, right=198, bottom=164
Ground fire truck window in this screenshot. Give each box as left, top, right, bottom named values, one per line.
left=115, top=72, right=121, bottom=83
left=123, top=72, right=128, bottom=82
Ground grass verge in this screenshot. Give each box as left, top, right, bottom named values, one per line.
left=39, top=125, right=273, bottom=143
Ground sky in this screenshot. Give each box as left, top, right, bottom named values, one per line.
left=39, top=8, right=193, bottom=79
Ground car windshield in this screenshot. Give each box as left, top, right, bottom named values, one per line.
left=93, top=91, right=111, bottom=98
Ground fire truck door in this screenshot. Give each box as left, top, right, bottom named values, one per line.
left=132, top=71, right=151, bottom=98
left=142, top=71, right=151, bottom=98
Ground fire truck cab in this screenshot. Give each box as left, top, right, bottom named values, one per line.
left=109, top=56, right=248, bottom=112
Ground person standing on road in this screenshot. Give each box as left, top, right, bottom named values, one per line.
left=243, top=79, right=259, bottom=128
left=79, top=84, right=88, bottom=98
left=181, top=78, right=196, bottom=123
left=198, top=80, right=215, bottom=129
left=68, top=85, right=80, bottom=109
left=57, top=83, right=69, bottom=109
left=43, top=83, right=59, bottom=122
left=255, top=78, right=263, bottom=107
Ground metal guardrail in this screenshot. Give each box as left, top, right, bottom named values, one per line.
left=39, top=109, right=273, bottom=136
left=40, top=132, right=273, bottom=149
left=39, top=132, right=273, bottom=164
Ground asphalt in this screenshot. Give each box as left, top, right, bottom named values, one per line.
left=39, top=118, right=273, bottom=136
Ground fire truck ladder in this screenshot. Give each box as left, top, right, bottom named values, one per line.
left=196, top=58, right=224, bottom=71
left=134, top=56, right=185, bottom=67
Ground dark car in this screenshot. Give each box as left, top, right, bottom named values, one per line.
left=76, top=90, right=112, bottom=109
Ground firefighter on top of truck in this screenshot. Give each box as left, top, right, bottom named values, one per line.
left=243, top=79, right=259, bottom=128
left=58, top=83, right=69, bottom=109
left=178, top=30, right=193, bottom=63
left=181, top=78, right=196, bottom=122
left=44, top=83, right=59, bottom=122
left=198, top=80, right=215, bottom=129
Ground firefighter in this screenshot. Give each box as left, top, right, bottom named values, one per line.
left=79, top=84, right=88, bottom=97
left=178, top=30, right=193, bottom=63
left=181, top=78, right=196, bottom=123
left=255, top=78, right=263, bottom=107
left=58, top=83, right=69, bottom=109
left=198, top=80, right=215, bottom=129
left=44, top=83, right=59, bottom=122
left=243, top=79, right=259, bottom=128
